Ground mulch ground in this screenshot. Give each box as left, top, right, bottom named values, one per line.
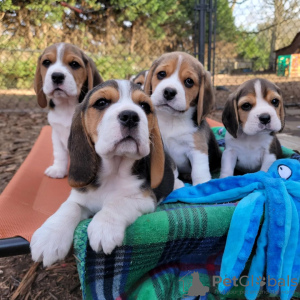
left=0, top=111, right=82, bottom=299
left=0, top=255, right=81, bottom=300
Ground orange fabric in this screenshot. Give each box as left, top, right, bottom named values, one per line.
left=0, top=126, right=71, bottom=242
left=0, top=118, right=223, bottom=243
left=206, top=118, right=223, bottom=127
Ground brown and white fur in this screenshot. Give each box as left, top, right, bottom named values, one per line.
left=30, top=80, right=180, bottom=267
left=34, top=42, right=103, bottom=178
left=144, top=52, right=221, bottom=185
left=220, top=78, right=285, bottom=178
left=132, top=70, right=148, bottom=89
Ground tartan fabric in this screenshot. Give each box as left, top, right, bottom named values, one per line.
left=74, top=203, right=236, bottom=299
left=73, top=127, right=300, bottom=300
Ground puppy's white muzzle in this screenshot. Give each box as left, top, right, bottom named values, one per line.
left=95, top=104, right=150, bottom=159
left=243, top=107, right=282, bottom=136
left=43, top=66, right=78, bottom=98
left=151, top=76, right=187, bottom=113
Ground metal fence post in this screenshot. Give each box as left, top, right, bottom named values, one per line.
left=199, top=0, right=206, bottom=65
left=212, top=0, right=217, bottom=86
left=207, top=0, right=213, bottom=72
left=194, top=0, right=216, bottom=73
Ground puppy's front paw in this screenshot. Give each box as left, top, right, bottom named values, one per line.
left=45, top=165, right=68, bottom=178
left=88, top=214, right=125, bottom=255
left=30, top=225, right=73, bottom=267
left=193, top=174, right=211, bottom=185
left=174, top=178, right=185, bottom=190
left=219, top=172, right=230, bottom=179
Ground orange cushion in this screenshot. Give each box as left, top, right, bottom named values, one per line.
left=0, top=126, right=71, bottom=242
left=206, top=118, right=222, bottom=128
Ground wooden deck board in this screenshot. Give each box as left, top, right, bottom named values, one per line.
left=277, top=133, right=300, bottom=152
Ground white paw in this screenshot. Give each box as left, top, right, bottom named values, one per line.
left=174, top=178, right=185, bottom=190
left=219, top=172, right=230, bottom=178
left=87, top=214, right=125, bottom=255
left=45, top=165, right=68, bottom=178
left=193, top=175, right=211, bottom=185
left=30, top=224, right=73, bottom=267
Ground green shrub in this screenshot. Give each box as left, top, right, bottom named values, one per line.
left=0, top=51, right=150, bottom=89
left=0, top=52, right=38, bottom=89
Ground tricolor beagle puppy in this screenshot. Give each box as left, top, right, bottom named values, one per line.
left=31, top=80, right=180, bottom=267
left=34, top=43, right=103, bottom=178
left=132, top=70, right=148, bottom=89
left=220, top=78, right=285, bottom=178
left=144, top=52, right=221, bottom=185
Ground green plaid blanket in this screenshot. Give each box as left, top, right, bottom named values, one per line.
left=74, top=203, right=237, bottom=299
left=73, top=127, right=300, bottom=300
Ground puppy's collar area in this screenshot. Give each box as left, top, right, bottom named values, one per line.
left=100, top=155, right=137, bottom=177
left=49, top=94, right=78, bottom=108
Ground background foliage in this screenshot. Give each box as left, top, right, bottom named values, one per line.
left=0, top=0, right=299, bottom=89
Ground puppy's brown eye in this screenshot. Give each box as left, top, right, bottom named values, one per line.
left=136, top=82, right=143, bottom=86
left=93, top=98, right=111, bottom=110
left=157, top=71, right=166, bottom=80
left=69, top=61, right=81, bottom=70
left=184, top=78, right=194, bottom=88
left=139, top=102, right=151, bottom=114
left=271, top=98, right=279, bottom=107
left=42, top=59, right=51, bottom=68
left=241, top=103, right=252, bottom=111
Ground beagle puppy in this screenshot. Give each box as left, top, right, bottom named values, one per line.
left=144, top=52, right=221, bottom=185
left=31, top=80, right=180, bottom=267
left=220, top=78, right=285, bottom=178
left=132, top=70, right=148, bottom=89
left=34, top=42, right=103, bottom=178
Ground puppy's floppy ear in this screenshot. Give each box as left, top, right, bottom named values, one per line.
left=34, top=56, right=47, bottom=108
left=222, top=93, right=239, bottom=138
left=86, top=57, right=103, bottom=90
left=68, top=105, right=100, bottom=188
left=279, top=101, right=285, bottom=132
left=79, top=54, right=103, bottom=103
left=197, top=71, right=215, bottom=125
left=275, top=84, right=285, bottom=132
left=150, top=113, right=165, bottom=189
left=144, top=58, right=161, bottom=96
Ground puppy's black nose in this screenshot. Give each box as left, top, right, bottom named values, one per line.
left=52, top=72, right=65, bottom=84
left=259, top=113, right=271, bottom=125
left=119, top=110, right=140, bottom=128
left=163, top=88, right=177, bottom=101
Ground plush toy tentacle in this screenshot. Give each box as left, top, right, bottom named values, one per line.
left=264, top=178, right=292, bottom=295
left=218, top=191, right=265, bottom=295
left=288, top=197, right=300, bottom=299
left=245, top=208, right=269, bottom=300
left=161, top=158, right=300, bottom=300
left=164, top=172, right=266, bottom=204
left=285, top=182, right=300, bottom=199
left=280, top=198, right=299, bottom=300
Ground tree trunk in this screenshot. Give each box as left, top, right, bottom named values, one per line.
left=130, top=21, right=136, bottom=54
left=269, top=26, right=277, bottom=71
left=268, top=0, right=284, bottom=72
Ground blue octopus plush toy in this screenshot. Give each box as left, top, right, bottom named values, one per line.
left=164, top=158, right=300, bottom=300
